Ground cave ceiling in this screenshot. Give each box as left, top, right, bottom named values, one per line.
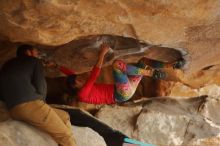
left=0, top=0, right=220, bottom=77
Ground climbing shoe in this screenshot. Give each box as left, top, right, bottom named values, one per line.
left=172, top=58, right=186, bottom=69
left=152, top=69, right=166, bottom=80
left=123, top=138, right=155, bottom=146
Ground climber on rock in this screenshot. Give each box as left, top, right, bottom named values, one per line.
left=46, top=42, right=185, bottom=105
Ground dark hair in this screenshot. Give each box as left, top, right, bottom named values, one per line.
left=66, top=74, right=78, bottom=96
left=16, top=44, right=34, bottom=57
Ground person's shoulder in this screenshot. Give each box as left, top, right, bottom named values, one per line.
left=22, top=56, right=41, bottom=64
left=25, top=56, right=39, bottom=61
left=7, top=56, right=39, bottom=62
left=1, top=57, right=40, bottom=68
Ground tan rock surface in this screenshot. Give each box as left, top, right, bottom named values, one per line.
left=73, top=126, right=106, bottom=146
left=0, top=120, right=57, bottom=146
left=95, top=105, right=142, bottom=138
left=0, top=120, right=107, bottom=146
left=0, top=0, right=220, bottom=75
left=96, top=96, right=220, bottom=146
left=0, top=0, right=219, bottom=46
left=0, top=102, right=107, bottom=146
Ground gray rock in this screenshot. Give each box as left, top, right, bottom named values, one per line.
left=200, top=97, right=220, bottom=126
left=0, top=120, right=57, bottom=146
left=135, top=98, right=219, bottom=145
left=0, top=120, right=107, bottom=146
left=135, top=110, right=190, bottom=145
left=95, top=105, right=142, bottom=138
left=73, top=126, right=106, bottom=146
left=96, top=96, right=220, bottom=146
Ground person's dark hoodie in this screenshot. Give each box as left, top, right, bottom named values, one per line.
left=0, top=56, right=46, bottom=109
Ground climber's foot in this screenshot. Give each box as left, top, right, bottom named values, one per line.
left=152, top=69, right=166, bottom=80
left=172, top=58, right=186, bottom=69
left=123, top=143, right=139, bottom=146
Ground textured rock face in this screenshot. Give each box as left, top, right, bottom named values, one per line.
left=1, top=1, right=220, bottom=145
left=0, top=120, right=57, bottom=146
left=0, top=120, right=106, bottom=146
left=136, top=111, right=190, bottom=145
left=0, top=0, right=219, bottom=46
left=47, top=35, right=185, bottom=73
left=96, top=96, right=220, bottom=146
left=0, top=0, right=220, bottom=75
left=0, top=41, right=17, bottom=67
left=158, top=80, right=220, bottom=99
left=0, top=102, right=106, bottom=146
left=73, top=126, right=106, bottom=146
left=95, top=105, right=142, bottom=138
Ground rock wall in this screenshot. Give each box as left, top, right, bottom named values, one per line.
left=0, top=102, right=106, bottom=146
left=0, top=120, right=107, bottom=146
left=96, top=95, right=220, bottom=146
left=0, top=120, right=58, bottom=146
left=1, top=1, right=220, bottom=145
left=2, top=90, right=220, bottom=146
left=0, top=0, right=220, bottom=74
left=0, top=0, right=219, bottom=46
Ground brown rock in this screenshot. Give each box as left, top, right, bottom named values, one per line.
left=96, top=96, right=220, bottom=146
left=0, top=120, right=107, bottom=146
left=0, top=0, right=220, bottom=75
left=95, top=105, right=142, bottom=138
left=0, top=101, right=10, bottom=122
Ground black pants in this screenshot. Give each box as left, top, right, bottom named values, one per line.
left=60, top=108, right=127, bottom=146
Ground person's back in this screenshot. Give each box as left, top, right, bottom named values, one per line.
left=0, top=44, right=76, bottom=146
left=0, top=56, right=46, bottom=109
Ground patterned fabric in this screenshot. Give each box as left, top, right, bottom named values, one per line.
left=113, top=60, right=147, bottom=102
left=113, top=58, right=168, bottom=102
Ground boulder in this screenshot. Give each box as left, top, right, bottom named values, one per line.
left=135, top=96, right=219, bottom=146
left=0, top=101, right=106, bottom=146
left=0, top=0, right=219, bottom=48
left=95, top=105, right=142, bottom=138
left=96, top=96, right=220, bottom=146
left=0, top=120, right=106, bottom=146
left=73, top=126, right=106, bottom=146
left=0, top=120, right=57, bottom=146
left=0, top=0, right=220, bottom=75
